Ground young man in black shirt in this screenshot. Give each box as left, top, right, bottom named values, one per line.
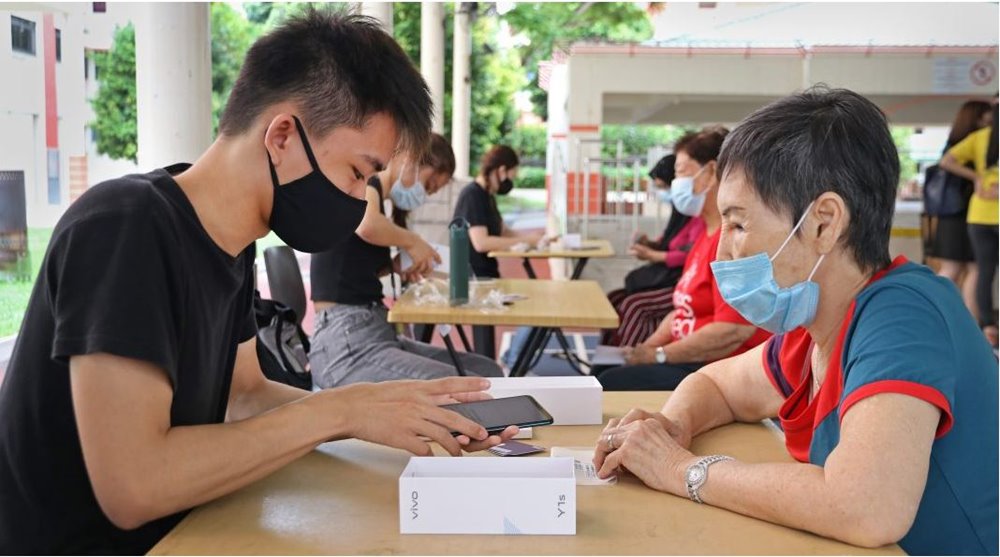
left=0, top=10, right=514, bottom=554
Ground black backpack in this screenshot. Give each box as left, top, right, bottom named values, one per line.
left=253, top=291, right=312, bottom=390
left=923, top=164, right=971, bottom=217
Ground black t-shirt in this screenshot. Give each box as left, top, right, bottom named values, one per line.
left=452, top=182, right=503, bottom=278
left=0, top=164, right=257, bottom=555
left=310, top=178, right=391, bottom=305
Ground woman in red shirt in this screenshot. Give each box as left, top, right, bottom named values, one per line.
left=596, top=127, right=771, bottom=390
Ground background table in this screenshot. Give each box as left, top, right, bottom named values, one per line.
left=389, top=279, right=618, bottom=376
left=489, top=239, right=615, bottom=280
left=149, top=392, right=903, bottom=556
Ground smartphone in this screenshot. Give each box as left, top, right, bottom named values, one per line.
left=442, top=395, right=554, bottom=436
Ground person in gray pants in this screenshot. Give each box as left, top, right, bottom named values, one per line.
left=309, top=134, right=502, bottom=388
left=311, top=303, right=501, bottom=386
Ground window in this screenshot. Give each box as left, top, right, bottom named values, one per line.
left=11, top=16, right=36, bottom=56
left=92, top=2, right=106, bottom=13
left=47, top=149, right=60, bottom=205
left=55, top=29, right=61, bottom=62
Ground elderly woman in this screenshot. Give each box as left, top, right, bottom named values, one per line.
left=602, top=144, right=706, bottom=348
left=593, top=87, right=998, bottom=555
left=595, top=127, right=770, bottom=390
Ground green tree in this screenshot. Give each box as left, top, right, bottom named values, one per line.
left=243, top=2, right=273, bottom=25
left=600, top=124, right=693, bottom=159
left=504, top=124, right=547, bottom=161
left=393, top=3, right=524, bottom=174
left=504, top=3, right=653, bottom=118
left=892, top=127, right=917, bottom=186
left=89, top=23, right=137, bottom=162
left=211, top=3, right=260, bottom=134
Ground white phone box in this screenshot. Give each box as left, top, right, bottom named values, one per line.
left=399, top=457, right=576, bottom=535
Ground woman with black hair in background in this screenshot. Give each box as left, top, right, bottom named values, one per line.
left=941, top=95, right=999, bottom=348
left=928, top=100, right=991, bottom=320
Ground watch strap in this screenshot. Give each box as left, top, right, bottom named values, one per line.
left=686, top=455, right=733, bottom=504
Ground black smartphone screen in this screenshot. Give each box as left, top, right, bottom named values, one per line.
left=442, top=395, right=554, bottom=435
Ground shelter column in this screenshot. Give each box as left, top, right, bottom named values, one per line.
left=451, top=2, right=473, bottom=178
left=361, top=2, right=393, bottom=34
left=135, top=2, right=211, bottom=169
left=421, top=2, right=446, bottom=134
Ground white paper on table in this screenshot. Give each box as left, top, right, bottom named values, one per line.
left=591, top=345, right=627, bottom=366
left=550, top=446, right=617, bottom=486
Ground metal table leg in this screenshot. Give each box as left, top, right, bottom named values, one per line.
left=436, top=324, right=466, bottom=376
left=521, top=257, right=537, bottom=279
left=510, top=326, right=550, bottom=377
left=570, top=257, right=590, bottom=280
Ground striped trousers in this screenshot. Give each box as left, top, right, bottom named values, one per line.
left=601, top=287, right=675, bottom=347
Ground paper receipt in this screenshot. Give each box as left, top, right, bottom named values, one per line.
left=550, top=447, right=617, bottom=486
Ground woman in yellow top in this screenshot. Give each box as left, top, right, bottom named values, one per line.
left=941, top=97, right=999, bottom=347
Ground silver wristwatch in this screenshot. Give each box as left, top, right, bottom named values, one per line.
left=685, top=455, right=733, bottom=504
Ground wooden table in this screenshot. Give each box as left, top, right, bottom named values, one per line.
left=388, top=279, right=618, bottom=377
left=149, top=392, right=902, bottom=556
left=488, top=239, right=615, bottom=280
left=488, top=240, right=615, bottom=374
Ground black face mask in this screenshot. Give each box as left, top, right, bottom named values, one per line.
left=266, top=116, right=367, bottom=253
left=497, top=178, right=514, bottom=196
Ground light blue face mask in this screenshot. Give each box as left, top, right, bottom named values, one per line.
left=389, top=168, right=428, bottom=211
left=656, top=188, right=672, bottom=205
left=670, top=165, right=707, bottom=217
left=710, top=201, right=826, bottom=334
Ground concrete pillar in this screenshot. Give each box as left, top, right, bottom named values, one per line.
left=135, top=3, right=211, bottom=169
left=361, top=2, right=393, bottom=34
left=420, top=2, right=446, bottom=134
left=451, top=2, right=473, bottom=178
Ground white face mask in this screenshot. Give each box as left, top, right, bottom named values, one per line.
left=670, top=165, right=708, bottom=217
left=389, top=166, right=428, bottom=211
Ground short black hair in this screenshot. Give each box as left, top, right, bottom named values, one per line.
left=648, top=154, right=676, bottom=184
left=219, top=8, right=431, bottom=159
left=718, top=85, right=898, bottom=273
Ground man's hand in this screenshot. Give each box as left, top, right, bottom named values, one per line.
left=330, top=377, right=512, bottom=456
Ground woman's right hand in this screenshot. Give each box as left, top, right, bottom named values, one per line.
left=975, top=176, right=999, bottom=200
left=402, top=235, right=441, bottom=276
left=617, top=408, right=692, bottom=449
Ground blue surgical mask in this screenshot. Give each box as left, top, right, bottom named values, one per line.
left=670, top=166, right=707, bottom=216
left=389, top=168, right=428, bottom=211
left=656, top=188, right=672, bottom=205
left=710, top=201, right=826, bottom=334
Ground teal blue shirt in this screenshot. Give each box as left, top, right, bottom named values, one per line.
left=764, top=259, right=998, bottom=555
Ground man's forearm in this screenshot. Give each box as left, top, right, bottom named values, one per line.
left=227, top=378, right=311, bottom=422
left=121, top=391, right=345, bottom=528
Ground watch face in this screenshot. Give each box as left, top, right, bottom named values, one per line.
left=686, top=466, right=705, bottom=484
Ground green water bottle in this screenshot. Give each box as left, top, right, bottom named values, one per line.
left=449, top=217, right=470, bottom=306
